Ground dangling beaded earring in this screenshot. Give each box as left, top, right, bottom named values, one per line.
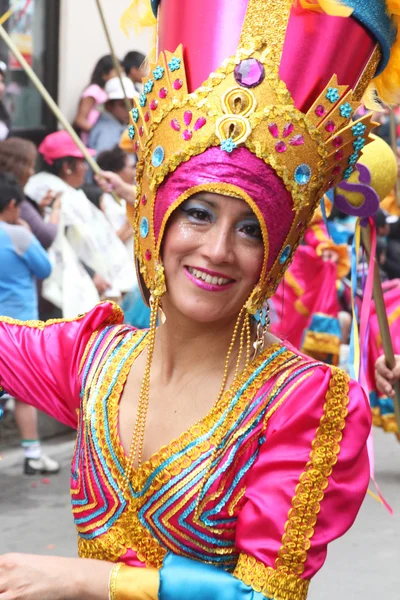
left=253, top=301, right=270, bottom=359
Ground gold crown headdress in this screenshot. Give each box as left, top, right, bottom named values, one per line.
left=128, top=0, right=398, bottom=312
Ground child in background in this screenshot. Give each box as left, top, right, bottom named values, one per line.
left=74, top=55, right=117, bottom=144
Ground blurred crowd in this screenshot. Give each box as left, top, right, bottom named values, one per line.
left=0, top=51, right=150, bottom=475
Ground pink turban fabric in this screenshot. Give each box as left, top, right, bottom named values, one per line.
left=154, top=146, right=294, bottom=270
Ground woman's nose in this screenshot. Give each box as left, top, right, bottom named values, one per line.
left=203, top=223, right=234, bottom=264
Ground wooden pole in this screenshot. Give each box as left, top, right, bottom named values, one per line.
left=0, top=22, right=121, bottom=204
left=361, top=223, right=400, bottom=431
left=95, top=0, right=132, bottom=114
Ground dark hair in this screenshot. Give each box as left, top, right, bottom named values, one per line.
left=81, top=184, right=103, bottom=210
left=42, top=156, right=77, bottom=177
left=0, top=137, right=37, bottom=185
left=0, top=172, right=24, bottom=212
left=122, top=51, right=145, bottom=73
left=90, top=54, right=115, bottom=88
left=375, top=208, right=388, bottom=230
left=97, top=145, right=127, bottom=173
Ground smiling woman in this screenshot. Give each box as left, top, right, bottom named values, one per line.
left=0, top=0, right=398, bottom=599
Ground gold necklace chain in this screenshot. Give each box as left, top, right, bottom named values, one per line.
left=122, top=299, right=252, bottom=491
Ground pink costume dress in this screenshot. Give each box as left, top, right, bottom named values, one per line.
left=271, top=215, right=349, bottom=365
left=0, top=301, right=371, bottom=599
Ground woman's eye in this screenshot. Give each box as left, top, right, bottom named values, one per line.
left=181, top=206, right=212, bottom=223
left=239, top=222, right=262, bottom=240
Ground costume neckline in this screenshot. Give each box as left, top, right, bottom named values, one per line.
left=101, top=330, right=288, bottom=493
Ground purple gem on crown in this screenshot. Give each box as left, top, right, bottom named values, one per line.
left=234, top=59, right=265, bottom=88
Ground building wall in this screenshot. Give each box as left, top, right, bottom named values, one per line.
left=58, top=0, right=153, bottom=122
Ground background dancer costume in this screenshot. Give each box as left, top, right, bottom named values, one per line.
left=1, top=0, right=400, bottom=599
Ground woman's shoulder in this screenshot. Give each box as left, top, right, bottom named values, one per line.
left=262, top=340, right=370, bottom=432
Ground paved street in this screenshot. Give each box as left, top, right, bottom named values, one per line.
left=0, top=428, right=399, bottom=598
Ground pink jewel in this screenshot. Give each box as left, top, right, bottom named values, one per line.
left=170, top=119, right=181, bottom=131
left=267, top=275, right=274, bottom=285
left=289, top=135, right=304, bottom=146
left=325, top=120, right=335, bottom=133
left=150, top=100, right=158, bottom=110
left=328, top=179, right=334, bottom=188
left=282, top=123, right=294, bottom=138
left=333, top=165, right=341, bottom=175
left=173, top=79, right=183, bottom=90
left=141, top=195, right=147, bottom=206
left=296, top=220, right=304, bottom=230
left=268, top=123, right=279, bottom=138
left=159, top=88, right=168, bottom=99
left=315, top=105, right=325, bottom=117
left=139, top=126, right=144, bottom=137
left=184, top=111, right=192, bottom=126
left=145, top=249, right=152, bottom=261
left=144, top=112, right=150, bottom=122
left=194, top=117, right=206, bottom=131
left=275, top=141, right=287, bottom=153
left=335, top=150, right=344, bottom=161
left=332, top=136, right=343, bottom=148
left=182, top=129, right=193, bottom=141
left=134, top=141, right=140, bottom=152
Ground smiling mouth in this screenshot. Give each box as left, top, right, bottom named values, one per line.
left=186, top=266, right=234, bottom=286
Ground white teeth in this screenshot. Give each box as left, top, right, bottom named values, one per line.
left=187, top=267, right=231, bottom=286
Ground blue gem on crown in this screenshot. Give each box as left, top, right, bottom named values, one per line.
left=279, top=244, right=292, bottom=264
left=144, top=80, right=154, bottom=94
left=153, top=66, right=165, bottom=80
left=339, top=103, right=353, bottom=118
left=220, top=138, right=237, bottom=153
left=168, top=57, right=181, bottom=72
left=140, top=217, right=149, bottom=239
left=326, top=88, right=340, bottom=103
left=294, top=164, right=312, bottom=185
left=152, top=146, right=165, bottom=167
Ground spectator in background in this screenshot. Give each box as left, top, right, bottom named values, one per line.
left=0, top=137, right=60, bottom=250
left=123, top=50, right=146, bottom=92
left=0, top=61, right=11, bottom=141
left=96, top=145, right=135, bottom=252
left=0, top=172, right=58, bottom=475
left=96, top=146, right=150, bottom=329
left=74, top=54, right=117, bottom=144
left=25, top=131, right=134, bottom=317
left=87, top=76, right=135, bottom=157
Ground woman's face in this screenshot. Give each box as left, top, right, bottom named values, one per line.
left=62, top=158, right=87, bottom=188
left=162, top=192, right=264, bottom=324
left=118, top=154, right=136, bottom=185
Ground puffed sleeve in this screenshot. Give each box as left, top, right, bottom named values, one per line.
left=154, top=365, right=371, bottom=600
left=0, top=301, right=124, bottom=428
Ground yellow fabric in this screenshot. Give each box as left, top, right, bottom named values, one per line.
left=298, top=0, right=353, bottom=16
left=115, top=565, right=159, bottom=600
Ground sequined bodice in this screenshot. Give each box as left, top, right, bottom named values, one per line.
left=72, top=325, right=309, bottom=568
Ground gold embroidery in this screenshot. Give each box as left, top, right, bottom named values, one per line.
left=276, top=367, right=350, bottom=576
left=234, top=554, right=309, bottom=600
left=0, top=300, right=123, bottom=330
left=79, top=343, right=299, bottom=567
left=233, top=368, right=349, bottom=600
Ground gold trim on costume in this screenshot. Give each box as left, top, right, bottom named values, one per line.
left=234, top=554, right=310, bottom=600
left=276, top=367, right=350, bottom=576
left=233, top=368, right=350, bottom=599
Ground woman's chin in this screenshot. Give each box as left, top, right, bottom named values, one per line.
left=166, top=293, right=243, bottom=325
